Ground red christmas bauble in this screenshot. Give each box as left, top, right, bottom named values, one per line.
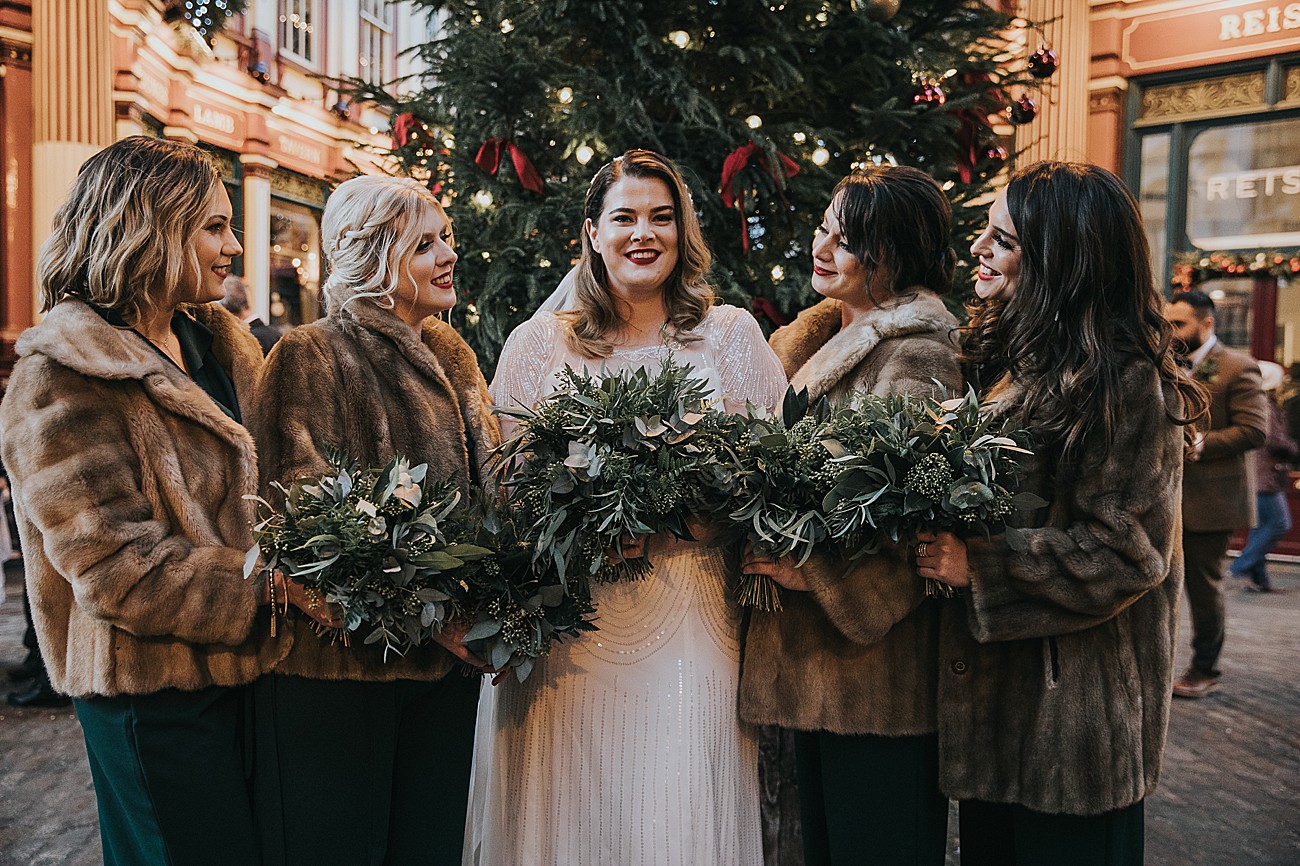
left=1028, top=45, right=1059, bottom=79
left=912, top=81, right=946, bottom=107
left=1009, top=94, right=1038, bottom=124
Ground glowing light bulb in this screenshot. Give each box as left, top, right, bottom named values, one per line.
left=746, top=114, right=763, bottom=129
left=793, top=131, right=807, bottom=144
left=557, top=87, right=573, bottom=104
left=669, top=30, right=690, bottom=48
left=812, top=147, right=830, bottom=166
left=771, top=265, right=785, bottom=281
left=575, top=145, right=595, bottom=164
left=474, top=190, right=494, bottom=208
left=499, top=18, right=514, bottom=33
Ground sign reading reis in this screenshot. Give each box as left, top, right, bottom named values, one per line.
left=1218, top=3, right=1300, bottom=40
left=1122, top=0, right=1300, bottom=72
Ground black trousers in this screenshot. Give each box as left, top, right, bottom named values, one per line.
left=794, top=730, right=948, bottom=866
left=958, top=798, right=1144, bottom=866
left=251, top=672, right=480, bottom=866
left=74, top=685, right=259, bottom=866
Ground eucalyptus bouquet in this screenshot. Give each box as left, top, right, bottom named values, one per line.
left=727, top=388, right=835, bottom=611
left=726, top=387, right=901, bottom=610
left=493, top=357, right=744, bottom=593
left=451, top=508, right=597, bottom=682
left=246, top=451, right=595, bottom=676
left=247, top=453, right=489, bottom=657
left=822, top=388, right=1044, bottom=595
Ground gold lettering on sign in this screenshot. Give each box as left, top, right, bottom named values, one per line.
left=1205, top=166, right=1300, bottom=200
left=277, top=135, right=324, bottom=166
left=194, top=104, right=236, bottom=134
left=1219, top=3, right=1300, bottom=40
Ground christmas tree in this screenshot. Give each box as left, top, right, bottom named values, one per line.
left=349, top=0, right=1034, bottom=372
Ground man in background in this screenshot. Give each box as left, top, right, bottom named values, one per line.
left=1164, top=290, right=1269, bottom=699
left=220, top=275, right=281, bottom=355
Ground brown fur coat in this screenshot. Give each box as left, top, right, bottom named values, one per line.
left=248, top=301, right=500, bottom=682
left=0, top=300, right=275, bottom=697
left=938, top=360, right=1185, bottom=815
left=740, top=293, right=962, bottom=734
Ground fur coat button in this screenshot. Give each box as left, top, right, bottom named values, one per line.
left=950, top=659, right=968, bottom=675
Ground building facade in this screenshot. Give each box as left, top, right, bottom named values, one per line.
left=1, top=0, right=434, bottom=372
left=1089, top=0, right=1299, bottom=364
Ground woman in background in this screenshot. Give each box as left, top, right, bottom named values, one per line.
left=1229, top=360, right=1296, bottom=592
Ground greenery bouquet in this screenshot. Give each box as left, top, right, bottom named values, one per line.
left=822, top=388, right=1044, bottom=596
left=246, top=451, right=594, bottom=678
left=493, top=357, right=744, bottom=594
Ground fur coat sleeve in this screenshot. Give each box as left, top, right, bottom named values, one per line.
left=964, top=361, right=1184, bottom=642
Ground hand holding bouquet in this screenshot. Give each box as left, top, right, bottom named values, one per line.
left=822, top=388, right=1045, bottom=596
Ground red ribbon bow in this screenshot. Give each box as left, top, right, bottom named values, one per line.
left=392, top=113, right=418, bottom=148
left=475, top=137, right=544, bottom=194
left=751, top=296, right=789, bottom=328
left=719, top=142, right=800, bottom=252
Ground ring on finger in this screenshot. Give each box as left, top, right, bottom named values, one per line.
left=917, top=542, right=929, bottom=558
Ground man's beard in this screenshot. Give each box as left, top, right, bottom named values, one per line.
left=1177, top=334, right=1203, bottom=355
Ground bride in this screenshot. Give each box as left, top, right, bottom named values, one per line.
left=465, top=149, right=787, bottom=866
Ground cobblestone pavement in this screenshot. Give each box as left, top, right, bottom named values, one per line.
left=2, top=564, right=1297, bottom=865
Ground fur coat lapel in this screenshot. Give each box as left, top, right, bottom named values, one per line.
left=16, top=299, right=261, bottom=452
left=778, top=291, right=957, bottom=401
left=343, top=302, right=497, bottom=484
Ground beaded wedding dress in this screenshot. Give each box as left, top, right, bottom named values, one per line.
left=463, top=304, right=786, bottom=866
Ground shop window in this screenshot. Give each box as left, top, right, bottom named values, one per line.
left=269, top=199, right=322, bottom=327
left=360, top=0, right=393, bottom=86
left=280, top=0, right=316, bottom=66
left=1186, top=117, right=1300, bottom=250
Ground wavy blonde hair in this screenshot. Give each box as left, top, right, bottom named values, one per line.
left=37, top=136, right=221, bottom=323
left=562, top=149, right=714, bottom=358
left=321, top=175, right=450, bottom=315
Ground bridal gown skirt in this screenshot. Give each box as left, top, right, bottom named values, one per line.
left=463, top=539, right=764, bottom=866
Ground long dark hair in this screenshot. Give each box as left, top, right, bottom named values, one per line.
left=832, top=166, right=956, bottom=301
left=992, top=161, right=1206, bottom=461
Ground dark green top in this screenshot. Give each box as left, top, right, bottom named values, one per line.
left=94, top=305, right=241, bottom=423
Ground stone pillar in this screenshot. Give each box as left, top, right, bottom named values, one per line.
left=240, top=155, right=276, bottom=322
left=32, top=0, right=114, bottom=319
left=1015, top=0, right=1090, bottom=165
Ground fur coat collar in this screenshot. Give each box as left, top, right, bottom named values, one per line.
left=17, top=299, right=263, bottom=450
left=773, top=291, right=957, bottom=401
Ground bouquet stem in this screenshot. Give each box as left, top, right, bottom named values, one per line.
left=923, top=578, right=957, bottom=599
left=737, top=573, right=783, bottom=612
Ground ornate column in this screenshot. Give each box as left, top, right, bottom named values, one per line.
left=1, top=28, right=35, bottom=355
left=32, top=0, right=114, bottom=319
left=1015, top=0, right=1090, bottom=164
left=240, top=155, right=276, bottom=322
